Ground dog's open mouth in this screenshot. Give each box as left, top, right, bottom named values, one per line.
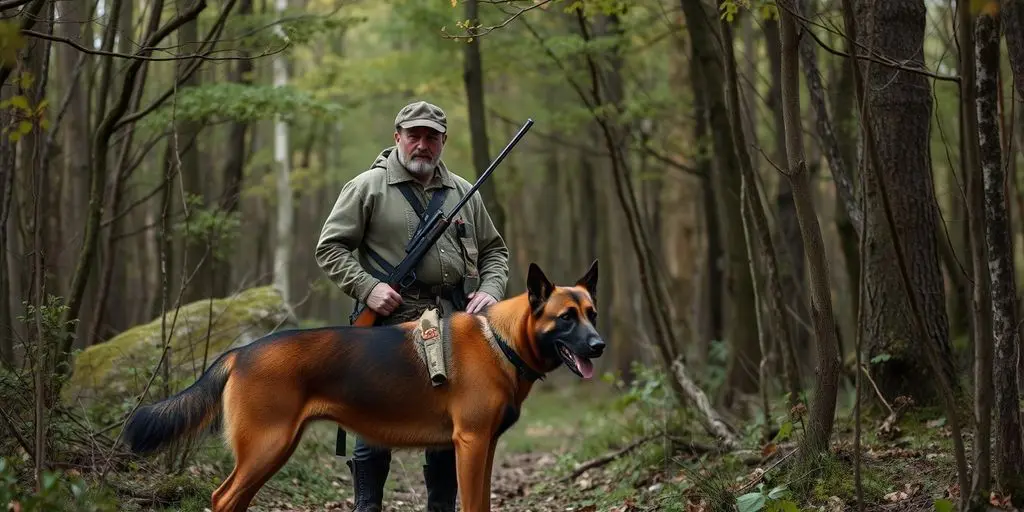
left=557, top=343, right=594, bottom=380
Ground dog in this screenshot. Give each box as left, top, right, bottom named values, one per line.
left=121, top=260, right=605, bottom=512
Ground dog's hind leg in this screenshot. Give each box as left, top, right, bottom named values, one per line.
left=209, top=380, right=306, bottom=512
left=210, top=421, right=303, bottom=511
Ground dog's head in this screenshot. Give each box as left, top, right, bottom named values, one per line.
left=526, top=260, right=605, bottom=379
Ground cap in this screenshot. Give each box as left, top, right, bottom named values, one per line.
left=394, top=101, right=447, bottom=134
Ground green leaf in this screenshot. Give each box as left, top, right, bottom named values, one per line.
left=773, top=421, right=793, bottom=442
left=934, top=498, right=955, bottom=512
left=8, top=95, right=29, bottom=112
left=17, top=120, right=32, bottom=135
left=19, top=71, right=34, bottom=90
left=871, top=353, right=892, bottom=364
left=767, top=484, right=789, bottom=500
left=737, top=492, right=767, bottom=512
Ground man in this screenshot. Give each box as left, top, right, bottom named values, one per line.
left=314, top=100, right=510, bottom=512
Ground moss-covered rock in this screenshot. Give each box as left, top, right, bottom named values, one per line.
left=62, top=286, right=297, bottom=416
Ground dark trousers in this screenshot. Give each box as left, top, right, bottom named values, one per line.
left=352, top=436, right=456, bottom=467
left=346, top=298, right=459, bottom=511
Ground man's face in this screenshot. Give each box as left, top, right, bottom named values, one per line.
left=395, top=126, right=446, bottom=175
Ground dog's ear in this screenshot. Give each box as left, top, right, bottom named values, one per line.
left=527, top=262, right=554, bottom=313
left=576, top=259, right=598, bottom=300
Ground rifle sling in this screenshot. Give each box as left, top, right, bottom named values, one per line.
left=361, top=182, right=449, bottom=286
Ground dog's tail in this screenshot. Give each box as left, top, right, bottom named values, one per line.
left=122, top=350, right=236, bottom=455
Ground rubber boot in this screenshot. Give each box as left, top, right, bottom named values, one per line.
left=423, top=450, right=458, bottom=512
left=347, top=456, right=390, bottom=512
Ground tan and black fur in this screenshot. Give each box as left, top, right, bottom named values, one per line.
left=122, top=260, right=605, bottom=512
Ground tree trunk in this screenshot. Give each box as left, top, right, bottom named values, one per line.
left=960, top=0, right=993, bottom=503
left=272, top=0, right=292, bottom=307
left=1000, top=0, right=1024, bottom=397
left=689, top=38, right=722, bottom=371
left=842, top=0, right=971, bottom=503
left=765, top=17, right=809, bottom=382
left=679, top=0, right=760, bottom=408
left=977, top=3, right=1024, bottom=501
left=212, top=0, right=253, bottom=298
left=463, top=0, right=505, bottom=237
left=777, top=0, right=841, bottom=459
left=0, top=72, right=16, bottom=366
left=855, top=0, right=959, bottom=407
left=828, top=0, right=863, bottom=350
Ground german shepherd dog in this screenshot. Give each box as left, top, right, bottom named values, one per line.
left=122, top=260, right=605, bottom=512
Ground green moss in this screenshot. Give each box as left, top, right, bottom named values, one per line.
left=62, top=286, right=296, bottom=414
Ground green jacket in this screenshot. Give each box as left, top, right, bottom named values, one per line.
left=315, top=146, right=510, bottom=305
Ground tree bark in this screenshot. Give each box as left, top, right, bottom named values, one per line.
left=0, top=61, right=17, bottom=366
left=841, top=0, right=971, bottom=504
left=778, top=0, right=841, bottom=459
left=855, top=0, right=959, bottom=407
left=1001, top=0, right=1024, bottom=397
left=960, top=0, right=993, bottom=503
left=766, top=17, right=809, bottom=387
left=977, top=2, right=1024, bottom=502
left=688, top=38, right=722, bottom=370
left=679, top=0, right=760, bottom=408
left=719, top=4, right=802, bottom=411
left=272, top=0, right=292, bottom=308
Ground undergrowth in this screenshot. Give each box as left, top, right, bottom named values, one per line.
left=533, top=360, right=964, bottom=512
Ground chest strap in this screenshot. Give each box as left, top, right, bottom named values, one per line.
left=362, top=182, right=450, bottom=282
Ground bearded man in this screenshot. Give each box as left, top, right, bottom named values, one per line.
left=314, top=100, right=510, bottom=512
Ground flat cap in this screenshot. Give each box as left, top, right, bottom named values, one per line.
left=395, top=100, right=447, bottom=134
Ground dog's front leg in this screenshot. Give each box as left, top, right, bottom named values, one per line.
left=452, top=428, right=494, bottom=512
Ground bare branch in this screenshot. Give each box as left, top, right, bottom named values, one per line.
left=0, top=0, right=33, bottom=10
left=20, top=29, right=288, bottom=61
left=776, top=0, right=960, bottom=84
left=114, top=0, right=239, bottom=130
left=441, top=0, right=555, bottom=39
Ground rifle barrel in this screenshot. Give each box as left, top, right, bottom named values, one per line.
left=450, top=118, right=534, bottom=215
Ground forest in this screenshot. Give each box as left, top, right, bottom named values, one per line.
left=2, top=0, right=1024, bottom=510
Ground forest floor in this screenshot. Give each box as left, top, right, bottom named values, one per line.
left=93, top=364, right=977, bottom=512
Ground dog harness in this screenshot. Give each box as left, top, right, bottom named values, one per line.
left=475, top=316, right=545, bottom=382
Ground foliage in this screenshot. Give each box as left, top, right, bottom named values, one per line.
left=0, top=20, right=25, bottom=68
left=139, top=83, right=344, bottom=132
left=0, top=458, right=117, bottom=511
left=173, top=193, right=244, bottom=262
left=0, top=73, right=49, bottom=142
left=736, top=483, right=798, bottom=512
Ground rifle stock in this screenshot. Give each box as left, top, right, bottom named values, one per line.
left=351, top=118, right=534, bottom=327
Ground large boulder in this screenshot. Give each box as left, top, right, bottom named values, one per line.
left=63, top=286, right=298, bottom=419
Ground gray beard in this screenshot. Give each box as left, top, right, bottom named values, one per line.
left=397, top=147, right=440, bottom=177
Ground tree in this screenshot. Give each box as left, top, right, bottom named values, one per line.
left=854, top=0, right=959, bottom=407
left=976, top=0, right=1024, bottom=501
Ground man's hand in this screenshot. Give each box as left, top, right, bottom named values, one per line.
left=465, top=291, right=497, bottom=313
left=366, top=282, right=403, bottom=315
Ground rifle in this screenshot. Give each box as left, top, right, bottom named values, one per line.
left=351, top=118, right=534, bottom=327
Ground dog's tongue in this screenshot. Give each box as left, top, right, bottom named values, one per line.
left=574, top=355, right=594, bottom=379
